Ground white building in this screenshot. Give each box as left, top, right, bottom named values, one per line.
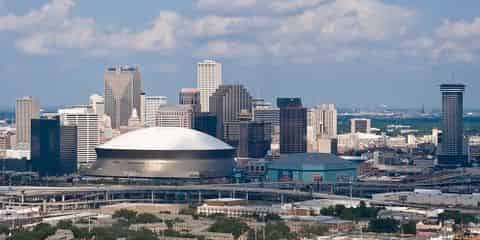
left=156, top=105, right=194, bottom=128
left=15, top=96, right=40, bottom=150
left=312, top=104, right=337, bottom=138
left=58, top=107, right=100, bottom=169
left=140, top=94, right=168, bottom=127
left=373, top=189, right=480, bottom=209
left=337, top=133, right=384, bottom=152
left=350, top=118, right=371, bottom=134
left=197, top=60, right=222, bottom=112
left=89, top=94, right=105, bottom=117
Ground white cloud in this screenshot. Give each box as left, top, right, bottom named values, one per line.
left=196, top=40, right=262, bottom=58
left=270, top=0, right=326, bottom=13
left=274, top=0, right=414, bottom=42
left=0, top=0, right=74, bottom=30
left=6, top=0, right=480, bottom=65
left=402, top=18, right=480, bottom=63
left=133, top=11, right=182, bottom=51
left=196, top=0, right=258, bottom=12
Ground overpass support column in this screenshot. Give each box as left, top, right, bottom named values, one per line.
left=61, top=194, right=65, bottom=211
left=218, top=192, right=222, bottom=199
left=151, top=191, right=155, bottom=203
left=198, top=191, right=202, bottom=203
left=245, top=192, right=249, bottom=203
left=280, top=194, right=285, bottom=205
left=20, top=194, right=24, bottom=204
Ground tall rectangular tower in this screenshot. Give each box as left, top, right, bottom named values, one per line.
left=197, top=60, right=222, bottom=112
left=59, top=107, right=100, bottom=169
left=438, top=84, right=467, bottom=167
left=140, top=94, right=168, bottom=127
left=15, top=96, right=40, bottom=150
left=350, top=118, right=371, bottom=134
left=179, top=88, right=200, bottom=112
left=104, top=66, right=142, bottom=129
left=277, top=97, right=307, bottom=154
left=312, top=104, right=338, bottom=138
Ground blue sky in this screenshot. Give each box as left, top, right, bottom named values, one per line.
left=1, top=0, right=480, bottom=109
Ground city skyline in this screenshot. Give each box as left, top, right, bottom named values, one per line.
left=1, top=0, right=479, bottom=109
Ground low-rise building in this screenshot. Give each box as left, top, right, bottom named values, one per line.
left=373, top=189, right=480, bottom=208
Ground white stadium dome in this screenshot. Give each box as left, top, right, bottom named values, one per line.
left=98, top=127, right=233, bottom=151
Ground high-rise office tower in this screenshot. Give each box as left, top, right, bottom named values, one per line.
left=253, top=102, right=280, bottom=153
left=140, top=94, right=168, bottom=127
left=350, top=118, right=371, bottom=134
left=438, top=84, right=467, bottom=167
left=179, top=88, right=201, bottom=112
left=197, top=60, right=222, bottom=112
left=156, top=105, right=194, bottom=128
left=89, top=94, right=105, bottom=117
left=238, top=120, right=271, bottom=158
left=58, top=107, right=100, bottom=169
left=31, top=118, right=77, bottom=176
left=104, top=66, right=142, bottom=129
left=194, top=112, right=217, bottom=137
left=277, top=97, right=307, bottom=154
left=15, top=96, right=40, bottom=150
left=312, top=104, right=337, bottom=138
left=209, top=84, right=252, bottom=142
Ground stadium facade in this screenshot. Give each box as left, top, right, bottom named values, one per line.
left=87, top=127, right=235, bottom=179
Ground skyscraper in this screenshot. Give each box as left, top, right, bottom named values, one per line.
left=438, top=84, right=467, bottom=167
left=156, top=105, right=194, bottom=128
left=197, top=60, right=222, bottom=112
left=312, top=104, right=337, bottom=138
left=15, top=96, right=40, bottom=150
left=104, top=66, right=142, bottom=129
left=209, top=84, right=252, bottom=142
left=179, top=88, right=200, bottom=112
left=277, top=97, right=307, bottom=154
left=31, top=118, right=77, bottom=176
left=194, top=112, right=217, bottom=137
left=238, top=120, right=271, bottom=158
left=140, top=94, right=168, bottom=127
left=58, top=107, right=100, bottom=169
left=89, top=94, right=105, bottom=117
left=350, top=118, right=371, bottom=134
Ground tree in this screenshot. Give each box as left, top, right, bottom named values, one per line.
left=10, top=223, right=56, bottom=240
left=439, top=210, right=478, bottom=225
left=299, top=224, right=328, bottom=238
left=56, top=220, right=73, bottom=229
left=112, top=209, right=138, bottom=223
left=401, top=221, right=417, bottom=235
left=368, top=218, right=399, bottom=233
left=0, top=224, right=9, bottom=235
left=264, top=221, right=296, bottom=240
left=136, top=213, right=161, bottom=223
left=208, top=217, right=250, bottom=239
left=127, top=228, right=157, bottom=240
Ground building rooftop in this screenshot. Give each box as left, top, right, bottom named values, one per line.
left=97, top=127, right=233, bottom=151
left=269, top=153, right=357, bottom=170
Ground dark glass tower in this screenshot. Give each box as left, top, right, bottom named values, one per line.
left=31, top=118, right=77, bottom=176
left=277, top=97, right=307, bottom=154
left=194, top=112, right=217, bottom=137
left=438, top=84, right=467, bottom=167
left=209, top=84, right=252, bottom=141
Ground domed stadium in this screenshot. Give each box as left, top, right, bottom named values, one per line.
left=87, top=127, right=235, bottom=179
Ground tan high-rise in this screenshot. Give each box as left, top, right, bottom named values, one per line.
left=15, top=96, right=40, bottom=150
left=104, top=66, right=142, bottom=129
left=197, top=60, right=222, bottom=112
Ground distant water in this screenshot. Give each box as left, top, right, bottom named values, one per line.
left=0, top=111, right=14, bottom=123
